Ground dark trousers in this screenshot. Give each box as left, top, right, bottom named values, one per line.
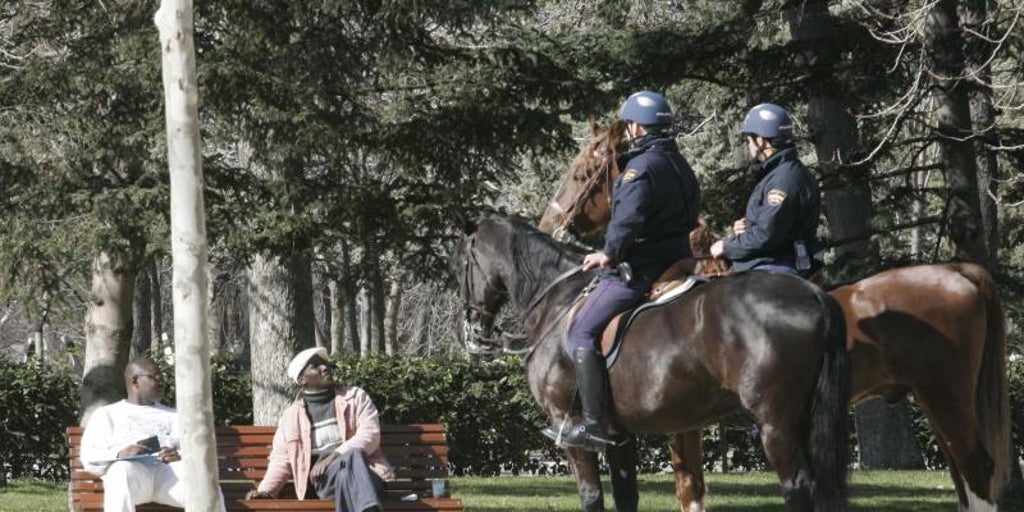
left=566, top=277, right=647, bottom=352
left=314, top=450, right=383, bottom=512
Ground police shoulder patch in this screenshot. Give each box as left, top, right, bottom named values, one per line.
left=622, top=169, right=640, bottom=183
left=766, top=188, right=788, bottom=206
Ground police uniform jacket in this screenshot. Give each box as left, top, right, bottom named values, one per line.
left=722, top=147, right=822, bottom=272
left=602, top=134, right=701, bottom=284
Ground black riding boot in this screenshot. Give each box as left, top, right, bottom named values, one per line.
left=550, top=348, right=613, bottom=452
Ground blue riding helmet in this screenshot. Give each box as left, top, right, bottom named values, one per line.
left=618, top=91, right=673, bottom=128
left=740, top=103, right=793, bottom=145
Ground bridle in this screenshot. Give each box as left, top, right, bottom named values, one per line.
left=460, top=230, right=590, bottom=354
left=551, top=130, right=621, bottom=243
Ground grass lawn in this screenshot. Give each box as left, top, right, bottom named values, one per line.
left=0, top=479, right=67, bottom=512
left=0, top=471, right=958, bottom=511
left=454, top=471, right=959, bottom=511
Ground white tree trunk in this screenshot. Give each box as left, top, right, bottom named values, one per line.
left=329, top=279, right=345, bottom=355
left=82, top=252, right=136, bottom=425
left=154, top=2, right=222, bottom=510
left=384, top=278, right=401, bottom=356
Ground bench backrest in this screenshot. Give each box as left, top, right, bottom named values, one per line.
left=68, top=424, right=452, bottom=504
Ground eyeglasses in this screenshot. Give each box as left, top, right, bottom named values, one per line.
left=134, top=374, right=164, bottom=382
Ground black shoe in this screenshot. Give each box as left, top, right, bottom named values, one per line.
left=558, top=423, right=613, bottom=452
left=543, top=348, right=613, bottom=452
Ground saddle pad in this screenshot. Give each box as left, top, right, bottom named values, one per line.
left=602, top=277, right=702, bottom=368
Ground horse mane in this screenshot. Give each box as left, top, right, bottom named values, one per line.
left=490, top=215, right=585, bottom=305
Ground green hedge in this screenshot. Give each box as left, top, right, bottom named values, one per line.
left=1, top=353, right=1021, bottom=481
left=0, top=358, right=80, bottom=481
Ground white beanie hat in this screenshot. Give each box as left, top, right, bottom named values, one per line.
left=286, top=347, right=329, bottom=384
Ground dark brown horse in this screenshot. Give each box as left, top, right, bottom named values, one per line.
left=538, top=139, right=1011, bottom=511
left=457, top=214, right=850, bottom=512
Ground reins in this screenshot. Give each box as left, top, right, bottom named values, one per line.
left=555, top=151, right=616, bottom=241
left=520, top=265, right=584, bottom=321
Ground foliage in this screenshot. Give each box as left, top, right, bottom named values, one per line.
left=0, top=358, right=80, bottom=481
left=6, top=351, right=1022, bottom=481
left=333, top=354, right=547, bottom=476
left=153, top=351, right=254, bottom=426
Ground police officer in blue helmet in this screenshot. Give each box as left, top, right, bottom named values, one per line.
left=543, top=91, right=701, bottom=451
left=710, top=103, right=823, bottom=276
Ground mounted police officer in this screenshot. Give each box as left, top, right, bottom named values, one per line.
left=710, top=103, right=823, bottom=276
left=546, top=90, right=701, bottom=451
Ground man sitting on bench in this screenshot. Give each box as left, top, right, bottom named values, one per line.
left=79, top=356, right=227, bottom=512
left=246, top=347, right=395, bottom=512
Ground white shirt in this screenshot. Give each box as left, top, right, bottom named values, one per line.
left=80, top=400, right=179, bottom=475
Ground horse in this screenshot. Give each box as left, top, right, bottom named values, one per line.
left=456, top=213, right=851, bottom=512
left=538, top=137, right=1012, bottom=511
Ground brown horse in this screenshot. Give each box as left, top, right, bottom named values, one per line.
left=538, top=141, right=1011, bottom=511
left=457, top=214, right=850, bottom=512
left=538, top=120, right=627, bottom=243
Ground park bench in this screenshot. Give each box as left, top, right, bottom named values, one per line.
left=68, top=424, right=465, bottom=511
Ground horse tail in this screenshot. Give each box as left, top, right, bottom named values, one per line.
left=957, top=263, right=1010, bottom=498
left=809, top=292, right=850, bottom=511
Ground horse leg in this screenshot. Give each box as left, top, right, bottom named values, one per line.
left=669, top=430, right=706, bottom=512
left=606, top=435, right=638, bottom=512
left=566, top=446, right=605, bottom=512
left=914, top=385, right=998, bottom=511
left=759, top=421, right=814, bottom=512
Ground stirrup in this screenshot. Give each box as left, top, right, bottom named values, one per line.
left=541, top=418, right=614, bottom=451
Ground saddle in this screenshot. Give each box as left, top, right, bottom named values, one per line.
left=567, top=257, right=712, bottom=368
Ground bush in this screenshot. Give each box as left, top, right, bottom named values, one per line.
left=0, top=358, right=80, bottom=480
left=154, top=351, right=253, bottom=426
left=2, top=351, right=1021, bottom=480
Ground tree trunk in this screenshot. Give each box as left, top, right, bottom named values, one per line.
left=854, top=397, right=925, bottom=469
left=150, top=259, right=164, bottom=351
left=155, top=2, right=222, bottom=509
left=313, top=271, right=329, bottom=349
left=131, top=261, right=153, bottom=358
left=329, top=279, right=345, bottom=355
left=248, top=253, right=314, bottom=425
left=81, top=252, right=137, bottom=425
left=962, top=0, right=999, bottom=269
left=926, top=0, right=989, bottom=266
left=384, top=278, right=401, bottom=356
left=341, top=241, right=360, bottom=355
left=207, top=264, right=224, bottom=354
left=358, top=285, right=371, bottom=357
left=373, top=271, right=385, bottom=355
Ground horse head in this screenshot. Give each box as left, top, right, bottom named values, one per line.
left=454, top=218, right=509, bottom=354
left=539, top=120, right=627, bottom=244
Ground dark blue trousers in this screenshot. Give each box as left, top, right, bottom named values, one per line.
left=566, top=276, right=647, bottom=352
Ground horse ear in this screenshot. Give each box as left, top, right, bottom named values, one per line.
left=451, top=208, right=477, bottom=236
left=609, top=120, right=627, bottom=147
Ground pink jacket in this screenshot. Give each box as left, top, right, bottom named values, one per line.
left=256, top=386, right=395, bottom=499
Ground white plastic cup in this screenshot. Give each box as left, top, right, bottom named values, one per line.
left=431, top=479, right=445, bottom=498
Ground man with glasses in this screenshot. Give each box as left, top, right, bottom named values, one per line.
left=79, top=356, right=226, bottom=512
left=246, top=347, right=394, bottom=512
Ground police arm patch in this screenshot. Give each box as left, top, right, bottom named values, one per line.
left=766, top=188, right=788, bottom=206
left=622, top=169, right=639, bottom=183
